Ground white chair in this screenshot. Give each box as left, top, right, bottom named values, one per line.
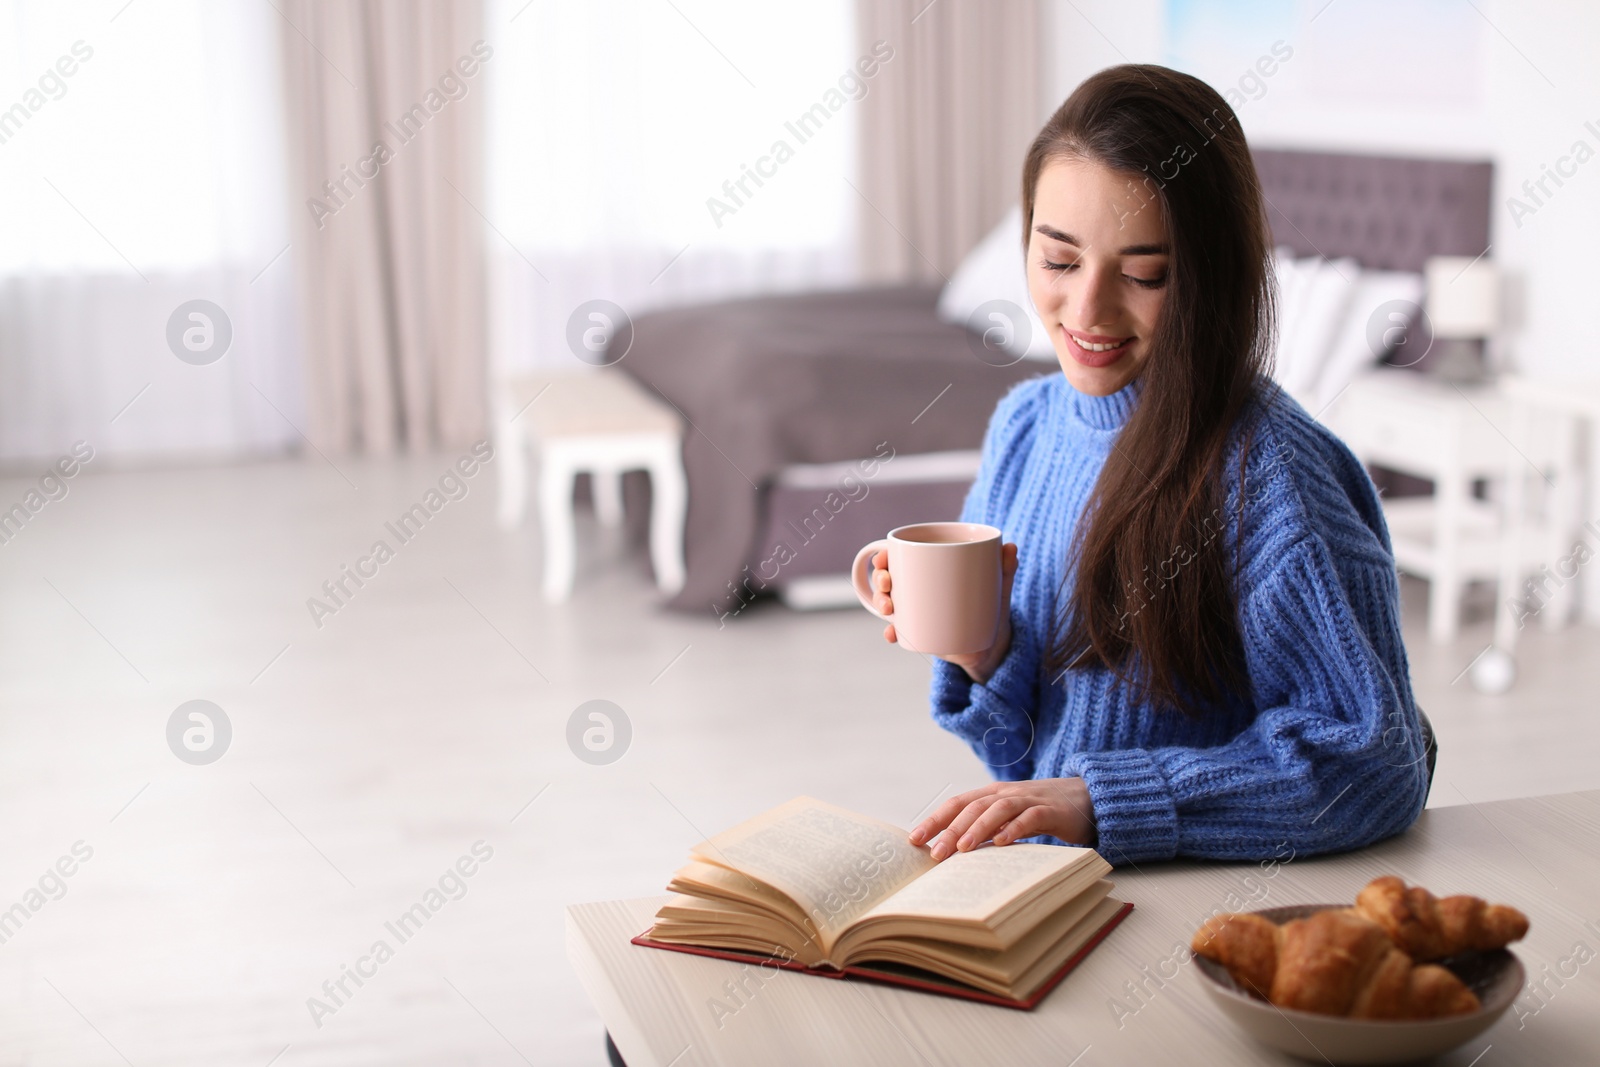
left=496, top=371, right=687, bottom=603
left=1327, top=369, right=1580, bottom=644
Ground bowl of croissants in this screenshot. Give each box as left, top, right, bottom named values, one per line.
left=1190, top=876, right=1529, bottom=1064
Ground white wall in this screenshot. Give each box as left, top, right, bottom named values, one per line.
left=1039, top=0, right=1600, bottom=383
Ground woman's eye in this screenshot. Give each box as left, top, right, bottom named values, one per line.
left=1041, top=260, right=1164, bottom=289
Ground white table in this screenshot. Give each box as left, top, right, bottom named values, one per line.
left=568, top=790, right=1600, bottom=1066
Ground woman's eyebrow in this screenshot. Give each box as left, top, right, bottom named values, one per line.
left=1034, top=225, right=1168, bottom=256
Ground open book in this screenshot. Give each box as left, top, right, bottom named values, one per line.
left=638, top=796, right=1130, bottom=1008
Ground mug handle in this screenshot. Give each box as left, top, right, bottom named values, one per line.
left=850, top=539, right=890, bottom=619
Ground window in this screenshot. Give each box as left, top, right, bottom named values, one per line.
left=0, top=0, right=288, bottom=274
left=484, top=0, right=857, bottom=253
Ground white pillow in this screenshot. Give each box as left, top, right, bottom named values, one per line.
left=937, top=206, right=1058, bottom=361
left=1272, top=249, right=1359, bottom=409
left=1270, top=249, right=1315, bottom=389
left=1308, top=268, right=1424, bottom=414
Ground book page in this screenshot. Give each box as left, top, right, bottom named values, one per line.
left=669, top=860, right=800, bottom=916
left=650, top=894, right=828, bottom=966
left=842, top=881, right=1116, bottom=987
left=653, top=893, right=813, bottom=947
left=691, top=796, right=935, bottom=949
left=863, top=843, right=1100, bottom=924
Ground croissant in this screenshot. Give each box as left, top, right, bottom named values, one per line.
left=1354, top=876, right=1529, bottom=961
left=1192, top=908, right=1481, bottom=1019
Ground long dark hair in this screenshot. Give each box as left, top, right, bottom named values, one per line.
left=1029, top=65, right=1275, bottom=716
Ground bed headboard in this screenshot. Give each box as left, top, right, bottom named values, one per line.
left=1251, top=149, right=1493, bottom=272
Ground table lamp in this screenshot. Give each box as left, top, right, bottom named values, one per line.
left=1424, top=255, right=1499, bottom=381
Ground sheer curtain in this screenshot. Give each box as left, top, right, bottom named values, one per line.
left=0, top=0, right=300, bottom=463
left=482, top=0, right=861, bottom=376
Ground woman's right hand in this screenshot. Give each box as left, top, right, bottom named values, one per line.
left=873, top=542, right=1019, bottom=684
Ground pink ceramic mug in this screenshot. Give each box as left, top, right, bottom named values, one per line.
left=850, top=522, right=1003, bottom=656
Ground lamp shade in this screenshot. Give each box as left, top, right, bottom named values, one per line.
left=1425, top=256, right=1499, bottom=339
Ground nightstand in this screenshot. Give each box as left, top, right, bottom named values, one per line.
left=1324, top=369, right=1579, bottom=644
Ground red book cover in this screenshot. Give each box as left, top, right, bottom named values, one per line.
left=630, top=900, right=1132, bottom=1011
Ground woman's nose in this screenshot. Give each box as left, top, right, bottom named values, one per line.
left=1070, top=264, right=1120, bottom=332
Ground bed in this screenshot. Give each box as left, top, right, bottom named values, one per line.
left=614, top=148, right=1494, bottom=618
left=616, top=285, right=1045, bottom=616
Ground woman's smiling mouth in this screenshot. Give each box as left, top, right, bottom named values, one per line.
left=1062, top=328, right=1134, bottom=368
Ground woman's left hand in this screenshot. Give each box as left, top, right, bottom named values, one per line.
left=910, top=779, right=1097, bottom=860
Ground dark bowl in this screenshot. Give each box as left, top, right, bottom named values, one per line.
left=1192, top=903, right=1523, bottom=1065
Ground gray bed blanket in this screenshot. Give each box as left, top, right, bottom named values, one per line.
left=615, top=285, right=1046, bottom=616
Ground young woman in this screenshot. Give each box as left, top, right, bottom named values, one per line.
left=870, top=65, right=1430, bottom=866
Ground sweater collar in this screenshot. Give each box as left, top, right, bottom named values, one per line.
left=1062, top=374, right=1143, bottom=431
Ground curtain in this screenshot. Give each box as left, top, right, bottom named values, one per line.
left=855, top=0, right=1044, bottom=285
left=277, top=0, right=488, bottom=454
left=0, top=0, right=301, bottom=463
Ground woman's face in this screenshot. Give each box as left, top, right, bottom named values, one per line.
left=1026, top=156, right=1170, bottom=397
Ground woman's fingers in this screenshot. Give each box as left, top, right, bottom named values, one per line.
left=921, top=790, right=1004, bottom=863
left=910, top=787, right=992, bottom=845
left=910, top=806, right=951, bottom=846
left=915, top=786, right=1051, bottom=858
left=873, top=550, right=893, bottom=614
left=993, top=804, right=1048, bottom=846
left=882, top=622, right=897, bottom=644
left=911, top=779, right=1092, bottom=853
left=958, top=795, right=1031, bottom=850
left=930, top=795, right=1006, bottom=860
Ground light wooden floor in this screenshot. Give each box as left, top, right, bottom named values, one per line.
left=0, top=455, right=1594, bottom=1065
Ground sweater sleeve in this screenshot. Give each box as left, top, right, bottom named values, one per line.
left=1059, top=534, right=1429, bottom=865
left=927, top=381, right=1046, bottom=780
left=929, top=619, right=1041, bottom=779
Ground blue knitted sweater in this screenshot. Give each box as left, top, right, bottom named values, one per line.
left=931, top=373, right=1429, bottom=866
